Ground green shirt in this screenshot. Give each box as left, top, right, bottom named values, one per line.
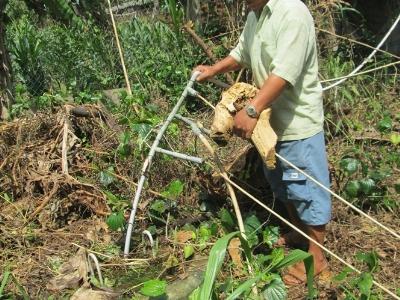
left=230, top=0, right=323, bottom=141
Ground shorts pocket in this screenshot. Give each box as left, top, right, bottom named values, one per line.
left=282, top=168, right=312, bottom=202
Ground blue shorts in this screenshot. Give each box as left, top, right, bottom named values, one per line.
left=263, top=131, right=331, bottom=226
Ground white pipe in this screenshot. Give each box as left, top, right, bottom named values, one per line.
left=87, top=253, right=104, bottom=286
left=142, top=230, right=156, bottom=258
left=323, top=13, right=400, bottom=91
left=124, top=72, right=201, bottom=257
left=155, top=147, right=204, bottom=163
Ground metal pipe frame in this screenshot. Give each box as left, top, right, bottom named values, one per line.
left=124, top=72, right=200, bottom=256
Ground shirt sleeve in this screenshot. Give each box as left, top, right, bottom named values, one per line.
left=229, top=19, right=251, bottom=68
left=270, top=17, right=310, bottom=86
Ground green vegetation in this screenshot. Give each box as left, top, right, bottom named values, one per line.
left=0, top=0, right=398, bottom=299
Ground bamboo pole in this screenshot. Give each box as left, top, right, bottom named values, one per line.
left=106, top=0, right=139, bottom=114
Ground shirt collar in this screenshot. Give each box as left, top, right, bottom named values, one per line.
left=265, top=0, right=280, bottom=13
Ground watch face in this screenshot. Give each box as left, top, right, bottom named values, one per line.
left=246, top=105, right=258, bottom=118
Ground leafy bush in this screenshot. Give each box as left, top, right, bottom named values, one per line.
left=6, top=5, right=121, bottom=106
left=119, top=18, right=204, bottom=100
left=7, top=16, right=46, bottom=97
left=40, top=22, right=121, bottom=92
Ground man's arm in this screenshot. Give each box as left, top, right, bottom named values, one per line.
left=233, top=74, right=287, bottom=139
left=194, top=56, right=242, bottom=82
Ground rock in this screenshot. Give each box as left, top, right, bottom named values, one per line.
left=164, top=255, right=207, bottom=300
left=46, top=248, right=88, bottom=291
left=102, top=88, right=127, bottom=105
left=71, top=287, right=119, bottom=300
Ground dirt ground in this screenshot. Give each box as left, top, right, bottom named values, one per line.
left=0, top=107, right=399, bottom=299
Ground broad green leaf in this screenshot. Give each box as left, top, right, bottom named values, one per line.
left=357, top=273, right=373, bottom=298
left=147, top=225, right=157, bottom=235
left=359, top=178, right=375, bottom=195
left=131, top=123, right=152, bottom=139
left=263, top=226, right=280, bottom=248
left=199, top=232, right=239, bottom=300
left=0, top=270, right=11, bottom=296
left=339, top=158, right=360, bottom=176
left=99, top=166, right=115, bottom=186
left=106, top=211, right=125, bottom=231
left=271, top=249, right=316, bottom=298
left=161, top=179, right=184, bottom=200
left=356, top=251, right=378, bottom=272
left=272, top=249, right=311, bottom=271
left=184, top=245, right=195, bottom=259
left=390, top=133, right=400, bottom=146
left=150, top=199, right=167, bottom=214
left=199, top=224, right=212, bottom=241
left=167, top=122, right=180, bottom=136
left=210, top=223, right=219, bottom=236
left=2, top=193, right=12, bottom=203
left=345, top=180, right=360, bottom=197
left=188, top=287, right=200, bottom=300
left=244, top=214, right=261, bottom=248
left=226, top=275, right=262, bottom=300
left=117, top=132, right=131, bottom=157
left=269, top=248, right=285, bottom=269
left=220, top=208, right=236, bottom=232
left=369, top=170, right=391, bottom=182
left=377, top=116, right=392, bottom=133
left=262, top=278, right=287, bottom=300
left=140, top=279, right=167, bottom=297
left=333, top=266, right=354, bottom=282
left=104, top=191, right=118, bottom=205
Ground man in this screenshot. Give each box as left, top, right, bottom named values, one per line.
left=194, top=0, right=331, bottom=284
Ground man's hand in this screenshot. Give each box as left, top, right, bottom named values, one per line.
left=193, top=65, right=217, bottom=82
left=233, top=108, right=258, bottom=139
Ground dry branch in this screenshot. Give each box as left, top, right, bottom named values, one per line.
left=183, top=23, right=235, bottom=85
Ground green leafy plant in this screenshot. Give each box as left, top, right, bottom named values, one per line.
left=140, top=279, right=167, bottom=297
left=161, top=179, right=184, bottom=200
left=0, top=269, right=29, bottom=299
left=334, top=251, right=380, bottom=300
left=106, top=211, right=125, bottom=231
left=377, top=115, right=392, bottom=133
left=189, top=232, right=315, bottom=300
left=165, top=0, right=184, bottom=40
left=338, top=154, right=395, bottom=210
left=8, top=16, right=46, bottom=98
left=244, top=214, right=262, bottom=248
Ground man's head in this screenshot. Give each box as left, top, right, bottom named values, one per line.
left=246, top=0, right=268, bottom=11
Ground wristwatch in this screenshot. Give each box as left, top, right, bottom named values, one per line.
left=245, top=104, right=259, bottom=118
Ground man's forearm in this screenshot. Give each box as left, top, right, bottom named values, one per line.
left=251, top=74, right=288, bottom=113
left=211, top=56, right=242, bottom=75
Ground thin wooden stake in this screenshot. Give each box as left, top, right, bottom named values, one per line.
left=106, top=0, right=139, bottom=114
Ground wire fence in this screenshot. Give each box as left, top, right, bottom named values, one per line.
left=4, top=0, right=246, bottom=109
left=3, top=0, right=399, bottom=112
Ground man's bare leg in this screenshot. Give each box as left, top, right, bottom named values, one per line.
left=284, top=224, right=328, bottom=284
left=276, top=203, right=308, bottom=247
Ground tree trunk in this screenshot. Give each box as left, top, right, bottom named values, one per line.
left=0, top=0, right=13, bottom=120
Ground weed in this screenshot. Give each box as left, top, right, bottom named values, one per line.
left=334, top=251, right=382, bottom=300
